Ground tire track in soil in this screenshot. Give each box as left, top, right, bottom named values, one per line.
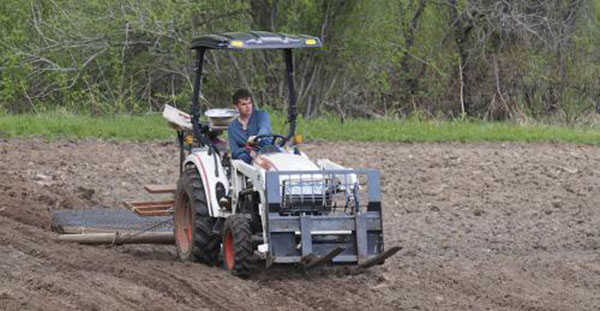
left=1, top=215, right=307, bottom=311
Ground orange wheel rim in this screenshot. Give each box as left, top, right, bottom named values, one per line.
left=225, top=231, right=235, bottom=270
left=186, top=205, right=193, bottom=244
left=176, top=195, right=192, bottom=252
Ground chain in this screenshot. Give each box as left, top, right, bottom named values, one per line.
left=107, top=217, right=174, bottom=247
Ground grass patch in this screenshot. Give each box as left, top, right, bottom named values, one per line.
left=0, top=111, right=598, bottom=144
left=293, top=118, right=600, bottom=144
left=0, top=112, right=173, bottom=141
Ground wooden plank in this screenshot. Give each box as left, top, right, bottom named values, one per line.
left=135, top=205, right=172, bottom=212
left=123, top=200, right=174, bottom=216
left=134, top=209, right=173, bottom=216
left=125, top=200, right=174, bottom=208
left=144, top=184, right=177, bottom=194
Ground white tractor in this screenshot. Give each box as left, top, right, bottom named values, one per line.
left=164, top=31, right=400, bottom=276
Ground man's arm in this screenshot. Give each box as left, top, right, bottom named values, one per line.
left=255, top=111, right=272, bottom=135
left=255, top=110, right=273, bottom=146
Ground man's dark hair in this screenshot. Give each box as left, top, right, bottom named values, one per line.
left=232, top=89, right=252, bottom=105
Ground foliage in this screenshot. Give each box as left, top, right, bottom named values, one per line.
left=0, top=0, right=599, bottom=124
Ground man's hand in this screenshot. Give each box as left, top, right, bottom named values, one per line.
left=247, top=135, right=258, bottom=145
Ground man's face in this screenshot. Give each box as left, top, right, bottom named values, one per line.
left=235, top=97, right=253, bottom=118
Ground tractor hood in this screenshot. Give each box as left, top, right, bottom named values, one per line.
left=260, top=152, right=320, bottom=172
left=260, top=152, right=325, bottom=198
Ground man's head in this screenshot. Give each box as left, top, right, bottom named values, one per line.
left=232, top=89, right=253, bottom=119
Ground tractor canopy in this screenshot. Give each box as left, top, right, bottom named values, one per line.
left=191, top=31, right=322, bottom=50
left=188, top=31, right=322, bottom=149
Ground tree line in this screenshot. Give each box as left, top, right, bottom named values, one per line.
left=0, top=0, right=598, bottom=123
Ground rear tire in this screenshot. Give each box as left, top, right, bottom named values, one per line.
left=223, top=214, right=256, bottom=277
left=174, top=164, right=220, bottom=265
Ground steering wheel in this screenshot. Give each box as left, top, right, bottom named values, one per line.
left=250, top=134, right=289, bottom=148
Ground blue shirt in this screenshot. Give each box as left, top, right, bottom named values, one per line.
left=228, top=110, right=272, bottom=164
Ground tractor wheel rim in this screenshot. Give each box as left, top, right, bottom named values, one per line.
left=225, top=231, right=235, bottom=270
left=176, top=196, right=192, bottom=252
left=186, top=204, right=193, bottom=244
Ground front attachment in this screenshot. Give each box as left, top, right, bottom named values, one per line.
left=265, top=170, right=398, bottom=267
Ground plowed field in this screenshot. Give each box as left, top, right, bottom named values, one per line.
left=1, top=138, right=600, bottom=310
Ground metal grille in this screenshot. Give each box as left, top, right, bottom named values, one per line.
left=267, top=170, right=379, bottom=216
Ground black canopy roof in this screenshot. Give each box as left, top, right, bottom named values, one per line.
left=191, top=31, right=322, bottom=50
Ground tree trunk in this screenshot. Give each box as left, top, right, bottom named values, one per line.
left=447, top=0, right=473, bottom=115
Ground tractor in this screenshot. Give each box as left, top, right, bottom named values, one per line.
left=164, top=31, right=400, bottom=276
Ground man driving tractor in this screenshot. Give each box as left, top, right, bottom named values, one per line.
left=228, top=88, right=274, bottom=164
left=168, top=31, right=397, bottom=274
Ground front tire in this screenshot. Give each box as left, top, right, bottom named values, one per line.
left=174, top=164, right=220, bottom=265
left=223, top=214, right=256, bottom=277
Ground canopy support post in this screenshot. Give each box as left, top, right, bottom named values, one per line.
left=284, top=49, right=297, bottom=140
left=191, top=48, right=206, bottom=147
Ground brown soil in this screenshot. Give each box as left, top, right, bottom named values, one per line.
left=1, top=138, right=600, bottom=310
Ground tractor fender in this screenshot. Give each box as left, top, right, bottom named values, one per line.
left=183, top=148, right=229, bottom=217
